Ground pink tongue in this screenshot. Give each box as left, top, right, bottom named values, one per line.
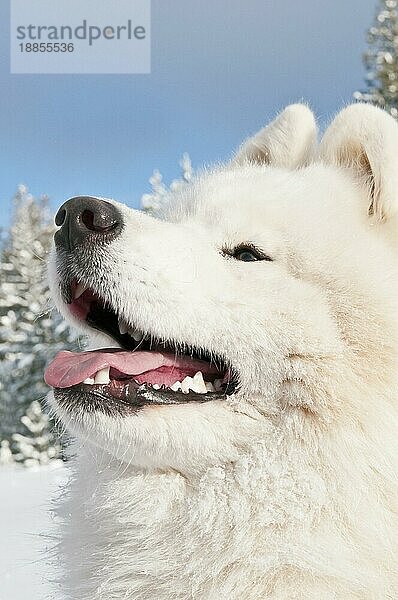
left=45, top=350, right=220, bottom=389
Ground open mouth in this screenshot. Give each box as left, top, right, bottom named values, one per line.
left=46, top=280, right=237, bottom=414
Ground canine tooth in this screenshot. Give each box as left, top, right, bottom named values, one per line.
left=191, top=371, right=207, bottom=394
left=214, top=379, right=223, bottom=392
left=94, top=367, right=110, bottom=384
left=170, top=381, right=182, bottom=391
left=181, top=376, right=193, bottom=394
left=75, top=282, right=87, bottom=299
left=153, top=384, right=160, bottom=390
left=118, top=318, right=129, bottom=335
left=83, top=377, right=94, bottom=385
left=205, top=382, right=216, bottom=393
left=131, top=330, right=143, bottom=342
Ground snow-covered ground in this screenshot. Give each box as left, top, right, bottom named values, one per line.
left=0, top=466, right=67, bottom=600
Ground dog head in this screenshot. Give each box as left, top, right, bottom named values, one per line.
left=46, top=103, right=398, bottom=474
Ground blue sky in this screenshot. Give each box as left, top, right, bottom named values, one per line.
left=0, top=0, right=376, bottom=226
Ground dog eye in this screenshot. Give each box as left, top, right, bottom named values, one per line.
left=234, top=249, right=259, bottom=262
left=223, top=244, right=272, bottom=262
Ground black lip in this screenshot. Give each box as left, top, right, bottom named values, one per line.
left=54, top=380, right=232, bottom=417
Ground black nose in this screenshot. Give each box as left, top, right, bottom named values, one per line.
left=54, top=196, right=123, bottom=252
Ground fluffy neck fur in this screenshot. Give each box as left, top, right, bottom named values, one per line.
left=54, top=397, right=397, bottom=600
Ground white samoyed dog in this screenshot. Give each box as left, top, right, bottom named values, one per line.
left=46, top=103, right=398, bottom=599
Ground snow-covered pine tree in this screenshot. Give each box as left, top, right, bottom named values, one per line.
left=12, top=400, right=62, bottom=468
left=354, top=0, right=398, bottom=117
left=141, top=153, right=193, bottom=214
left=0, top=185, right=75, bottom=463
left=0, top=439, right=14, bottom=466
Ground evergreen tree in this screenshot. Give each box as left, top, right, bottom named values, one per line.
left=0, top=185, right=75, bottom=462
left=354, top=0, right=398, bottom=117
left=0, top=159, right=193, bottom=465
left=12, top=400, right=62, bottom=468
left=141, top=153, right=193, bottom=214
left=0, top=439, right=14, bottom=466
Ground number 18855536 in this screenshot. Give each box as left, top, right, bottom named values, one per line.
left=19, top=42, right=74, bottom=52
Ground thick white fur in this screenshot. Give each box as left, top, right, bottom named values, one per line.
left=235, top=104, right=317, bottom=168
left=49, top=104, right=398, bottom=599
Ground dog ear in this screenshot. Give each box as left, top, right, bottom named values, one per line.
left=320, top=103, right=398, bottom=221
left=233, top=104, right=317, bottom=169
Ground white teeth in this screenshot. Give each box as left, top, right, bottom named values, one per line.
left=191, top=371, right=207, bottom=394
left=180, top=373, right=208, bottom=394
left=118, top=318, right=129, bottom=335
left=118, top=319, right=143, bottom=342
left=181, top=376, right=193, bottom=394
left=214, top=379, right=223, bottom=392
left=75, top=282, right=87, bottom=299
left=131, top=330, right=143, bottom=342
left=153, top=384, right=160, bottom=390
left=94, top=367, right=110, bottom=385
left=169, top=375, right=214, bottom=394
left=83, top=377, right=94, bottom=385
